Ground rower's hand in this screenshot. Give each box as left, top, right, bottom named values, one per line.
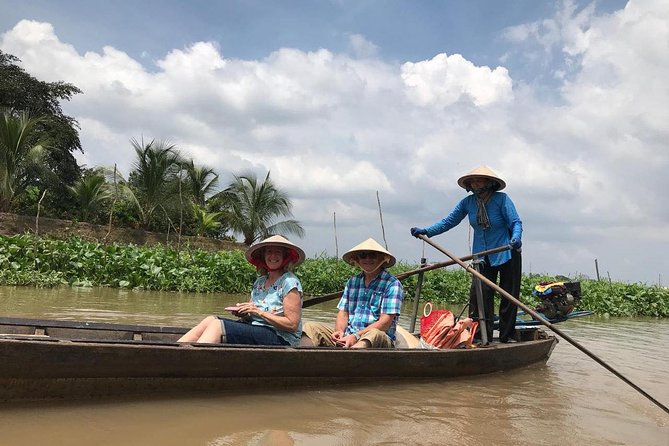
left=410, top=227, right=427, bottom=238
left=510, top=237, right=522, bottom=250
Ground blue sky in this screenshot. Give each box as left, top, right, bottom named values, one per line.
left=1, top=2, right=559, bottom=56
left=1, top=0, right=666, bottom=284
left=2, top=1, right=625, bottom=80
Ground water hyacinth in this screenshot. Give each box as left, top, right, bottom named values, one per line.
left=0, top=234, right=666, bottom=317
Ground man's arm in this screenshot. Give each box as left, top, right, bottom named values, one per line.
left=334, top=310, right=349, bottom=333
left=331, top=310, right=349, bottom=345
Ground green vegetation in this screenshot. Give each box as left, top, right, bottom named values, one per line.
left=1, top=234, right=666, bottom=317
left=210, top=172, right=305, bottom=245
left=0, top=234, right=256, bottom=293
left=0, top=51, right=83, bottom=216
left=0, top=112, right=47, bottom=211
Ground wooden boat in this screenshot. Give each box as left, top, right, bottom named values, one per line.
left=0, top=316, right=558, bottom=401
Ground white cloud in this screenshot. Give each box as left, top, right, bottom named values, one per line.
left=401, top=53, right=513, bottom=107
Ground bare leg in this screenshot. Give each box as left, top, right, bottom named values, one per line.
left=177, top=315, right=220, bottom=343
left=196, top=317, right=224, bottom=343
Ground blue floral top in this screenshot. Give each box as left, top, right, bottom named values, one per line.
left=249, top=271, right=303, bottom=346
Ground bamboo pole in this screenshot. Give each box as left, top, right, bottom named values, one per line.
left=376, top=191, right=388, bottom=250
left=35, top=189, right=47, bottom=236
left=333, top=212, right=339, bottom=259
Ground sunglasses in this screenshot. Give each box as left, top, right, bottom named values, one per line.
left=357, top=251, right=379, bottom=259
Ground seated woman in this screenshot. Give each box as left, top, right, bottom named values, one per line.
left=178, top=235, right=305, bottom=346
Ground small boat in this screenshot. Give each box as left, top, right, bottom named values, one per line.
left=513, top=310, right=594, bottom=327
left=492, top=310, right=594, bottom=330
left=0, top=316, right=558, bottom=401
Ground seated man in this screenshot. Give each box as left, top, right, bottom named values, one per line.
left=303, top=238, right=404, bottom=348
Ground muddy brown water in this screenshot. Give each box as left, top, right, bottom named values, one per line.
left=0, top=286, right=667, bottom=445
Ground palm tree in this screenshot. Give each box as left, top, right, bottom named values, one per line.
left=191, top=203, right=222, bottom=238
left=218, top=171, right=305, bottom=245
left=0, top=111, right=45, bottom=212
left=129, top=138, right=182, bottom=229
left=68, top=171, right=112, bottom=222
left=182, top=160, right=219, bottom=206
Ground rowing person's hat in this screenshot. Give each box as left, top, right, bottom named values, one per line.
left=342, top=238, right=396, bottom=268
left=245, top=235, right=306, bottom=269
left=457, top=165, right=506, bottom=192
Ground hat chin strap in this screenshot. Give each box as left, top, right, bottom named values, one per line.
left=359, top=255, right=389, bottom=274
left=359, top=264, right=379, bottom=274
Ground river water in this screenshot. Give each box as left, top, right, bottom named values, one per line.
left=0, top=286, right=667, bottom=446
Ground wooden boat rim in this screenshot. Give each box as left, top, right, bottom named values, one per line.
left=0, top=316, right=188, bottom=334
left=0, top=317, right=555, bottom=354
left=0, top=315, right=555, bottom=352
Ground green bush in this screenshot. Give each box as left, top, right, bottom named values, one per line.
left=0, top=234, right=256, bottom=293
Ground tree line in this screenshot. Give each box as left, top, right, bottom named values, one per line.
left=0, top=50, right=303, bottom=245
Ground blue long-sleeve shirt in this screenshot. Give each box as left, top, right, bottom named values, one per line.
left=425, top=192, right=522, bottom=267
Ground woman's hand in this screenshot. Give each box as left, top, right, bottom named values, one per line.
left=236, top=302, right=263, bottom=317
left=235, top=289, right=301, bottom=333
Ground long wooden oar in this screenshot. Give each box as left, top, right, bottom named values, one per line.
left=302, top=244, right=511, bottom=309
left=417, top=234, right=669, bottom=415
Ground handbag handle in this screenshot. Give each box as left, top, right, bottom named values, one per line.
left=423, top=302, right=433, bottom=318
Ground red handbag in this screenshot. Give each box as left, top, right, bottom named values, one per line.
left=420, top=302, right=453, bottom=338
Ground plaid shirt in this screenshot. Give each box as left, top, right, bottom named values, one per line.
left=337, top=269, right=404, bottom=341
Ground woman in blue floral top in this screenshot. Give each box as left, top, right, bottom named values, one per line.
left=178, top=235, right=304, bottom=346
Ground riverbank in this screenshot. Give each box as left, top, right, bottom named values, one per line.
left=0, top=212, right=245, bottom=252
left=0, top=233, right=667, bottom=317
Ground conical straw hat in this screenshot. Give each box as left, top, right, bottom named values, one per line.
left=457, top=165, right=506, bottom=191
left=245, top=235, right=306, bottom=268
left=342, top=238, right=396, bottom=268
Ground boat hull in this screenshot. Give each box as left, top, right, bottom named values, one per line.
left=0, top=317, right=557, bottom=401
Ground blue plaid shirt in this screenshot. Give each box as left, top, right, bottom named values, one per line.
left=337, top=269, right=404, bottom=341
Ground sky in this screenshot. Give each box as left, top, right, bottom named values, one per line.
left=1, top=0, right=667, bottom=285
